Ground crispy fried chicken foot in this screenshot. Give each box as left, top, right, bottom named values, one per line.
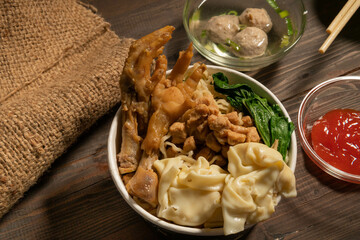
left=117, top=26, right=174, bottom=174
left=117, top=102, right=142, bottom=174
left=167, top=43, right=194, bottom=84
left=143, top=56, right=206, bottom=154
left=126, top=44, right=207, bottom=206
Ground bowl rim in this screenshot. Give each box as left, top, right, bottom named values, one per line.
left=108, top=65, right=297, bottom=236
left=297, top=76, right=360, bottom=184
left=182, top=0, right=307, bottom=69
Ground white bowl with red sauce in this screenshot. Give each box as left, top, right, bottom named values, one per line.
left=298, top=76, right=360, bottom=184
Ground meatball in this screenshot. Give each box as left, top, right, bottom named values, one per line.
left=239, top=8, right=272, bottom=33
left=206, top=15, right=240, bottom=44
left=231, top=27, right=268, bottom=58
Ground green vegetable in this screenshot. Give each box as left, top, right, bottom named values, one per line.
left=204, top=43, right=214, bottom=52
left=280, top=35, right=290, bottom=48
left=239, top=24, right=247, bottom=30
left=266, top=0, right=281, bottom=13
left=270, top=116, right=295, bottom=160
left=285, top=18, right=294, bottom=35
left=226, top=38, right=241, bottom=51
left=216, top=43, right=227, bottom=52
left=201, top=30, right=207, bottom=38
left=266, top=0, right=294, bottom=37
left=189, top=9, right=201, bottom=24
left=227, top=10, right=238, bottom=16
left=279, top=10, right=289, bottom=18
left=213, top=72, right=294, bottom=160
left=243, top=97, right=274, bottom=146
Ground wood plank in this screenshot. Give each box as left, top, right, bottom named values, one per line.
left=1, top=0, right=360, bottom=239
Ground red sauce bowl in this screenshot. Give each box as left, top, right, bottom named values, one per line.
left=298, top=76, right=360, bottom=184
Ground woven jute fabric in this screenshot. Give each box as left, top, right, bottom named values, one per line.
left=0, top=0, right=132, bottom=218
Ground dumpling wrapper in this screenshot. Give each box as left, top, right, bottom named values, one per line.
left=153, top=143, right=296, bottom=235
left=222, top=143, right=296, bottom=235
left=154, top=156, right=227, bottom=226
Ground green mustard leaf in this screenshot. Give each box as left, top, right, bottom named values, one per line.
left=212, top=72, right=294, bottom=160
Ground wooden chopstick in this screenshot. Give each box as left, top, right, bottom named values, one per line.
left=319, top=0, right=360, bottom=54
left=326, top=0, right=356, bottom=34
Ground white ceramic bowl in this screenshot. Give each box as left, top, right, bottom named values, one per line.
left=108, top=65, right=297, bottom=236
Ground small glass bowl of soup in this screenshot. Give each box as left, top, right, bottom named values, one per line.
left=183, top=0, right=307, bottom=71
left=298, top=76, right=360, bottom=184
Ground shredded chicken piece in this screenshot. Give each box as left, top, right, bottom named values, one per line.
left=242, top=115, right=254, bottom=127
left=208, top=114, right=229, bottom=130
left=221, top=145, right=230, bottom=159
left=183, top=136, right=196, bottom=152
left=166, top=145, right=179, bottom=158
left=211, top=155, right=227, bottom=167
left=226, top=130, right=247, bottom=145
left=196, top=94, right=220, bottom=114
left=226, top=111, right=242, bottom=125
left=208, top=113, right=261, bottom=146
left=195, top=120, right=210, bottom=143
left=205, top=132, right=222, bottom=152
left=247, top=127, right=261, bottom=142
left=180, top=104, right=209, bottom=128
left=169, top=122, right=187, bottom=144
left=195, top=147, right=215, bottom=160
left=180, top=103, right=217, bottom=140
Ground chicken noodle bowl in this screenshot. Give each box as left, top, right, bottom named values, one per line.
left=116, top=26, right=296, bottom=236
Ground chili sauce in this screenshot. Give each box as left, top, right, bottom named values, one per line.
left=311, top=109, right=360, bottom=175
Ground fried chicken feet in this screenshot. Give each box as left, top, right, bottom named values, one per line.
left=117, top=26, right=174, bottom=174
left=124, top=40, right=206, bottom=206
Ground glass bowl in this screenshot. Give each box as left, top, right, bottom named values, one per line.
left=108, top=65, right=297, bottom=236
left=298, top=76, right=360, bottom=184
left=183, top=0, right=307, bottom=71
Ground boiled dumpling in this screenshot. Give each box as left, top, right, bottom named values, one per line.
left=222, top=143, right=296, bottom=235
left=154, top=156, right=227, bottom=226
left=153, top=143, right=296, bottom=235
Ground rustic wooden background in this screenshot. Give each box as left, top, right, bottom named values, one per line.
left=1, top=0, right=360, bottom=239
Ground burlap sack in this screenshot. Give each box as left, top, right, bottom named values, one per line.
left=0, top=0, right=132, bottom=218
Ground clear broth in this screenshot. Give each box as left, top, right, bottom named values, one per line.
left=189, top=5, right=294, bottom=59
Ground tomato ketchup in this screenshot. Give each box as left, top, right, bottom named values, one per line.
left=311, top=109, right=360, bottom=175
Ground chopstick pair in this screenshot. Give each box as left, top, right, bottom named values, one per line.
left=319, top=0, right=360, bottom=54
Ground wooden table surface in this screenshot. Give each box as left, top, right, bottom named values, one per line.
left=1, top=0, right=360, bottom=239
